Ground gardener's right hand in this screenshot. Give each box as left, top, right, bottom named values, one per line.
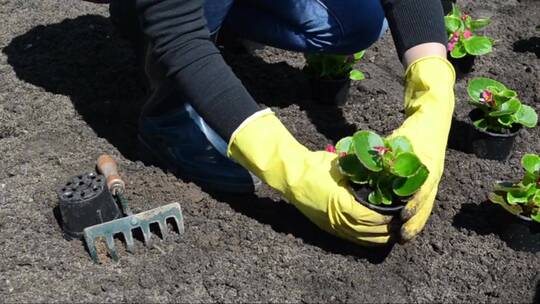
left=228, top=109, right=394, bottom=245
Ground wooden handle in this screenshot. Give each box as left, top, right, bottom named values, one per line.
left=97, top=154, right=125, bottom=194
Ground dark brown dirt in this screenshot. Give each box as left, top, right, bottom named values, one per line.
left=1, top=0, right=539, bottom=302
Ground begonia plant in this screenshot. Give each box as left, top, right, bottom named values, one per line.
left=467, top=77, right=537, bottom=133
left=489, top=154, right=540, bottom=223
left=445, top=4, right=493, bottom=58
left=304, top=51, right=366, bottom=81
left=326, top=131, right=429, bottom=205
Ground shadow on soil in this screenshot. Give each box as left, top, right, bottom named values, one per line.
left=452, top=201, right=540, bottom=253
left=223, top=51, right=357, bottom=142
left=4, top=15, right=390, bottom=262
left=210, top=191, right=394, bottom=264
left=3, top=15, right=144, bottom=160
left=513, top=36, right=540, bottom=59
left=535, top=280, right=540, bottom=304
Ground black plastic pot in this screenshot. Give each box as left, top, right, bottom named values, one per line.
left=309, top=77, right=351, bottom=106
left=349, top=183, right=405, bottom=215
left=57, top=172, right=121, bottom=240
left=448, top=109, right=521, bottom=161
left=448, top=54, right=476, bottom=79
left=468, top=109, right=521, bottom=160
left=483, top=198, right=540, bottom=253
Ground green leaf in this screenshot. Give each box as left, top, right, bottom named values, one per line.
left=522, top=172, right=538, bottom=186
left=385, top=136, right=413, bottom=155
left=392, top=165, right=429, bottom=197
left=467, top=77, right=507, bottom=103
left=335, top=136, right=352, bottom=154
left=451, top=4, right=461, bottom=18
left=493, top=181, right=521, bottom=193
left=462, top=36, right=493, bottom=56
left=488, top=192, right=523, bottom=216
left=513, top=104, right=538, bottom=128
left=521, top=154, right=540, bottom=175
left=368, top=191, right=381, bottom=205
left=500, top=89, right=518, bottom=99
left=445, top=16, right=462, bottom=32
left=450, top=42, right=467, bottom=58
left=488, top=99, right=521, bottom=117
left=531, top=212, right=540, bottom=223
left=507, top=190, right=529, bottom=205
left=391, top=152, right=422, bottom=177
left=497, top=115, right=515, bottom=127
left=338, top=155, right=369, bottom=184
left=353, top=50, right=365, bottom=60
left=352, top=131, right=384, bottom=172
left=533, top=190, right=540, bottom=206
left=377, top=183, right=394, bottom=205
left=469, top=19, right=491, bottom=31
left=472, top=118, right=488, bottom=131
left=349, top=69, right=365, bottom=81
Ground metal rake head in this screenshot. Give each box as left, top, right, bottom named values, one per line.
left=83, top=202, right=184, bottom=263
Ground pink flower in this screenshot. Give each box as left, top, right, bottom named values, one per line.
left=451, top=32, right=460, bottom=42
left=373, top=146, right=391, bottom=156
left=463, top=29, right=473, bottom=39
left=461, top=14, right=469, bottom=21
left=447, top=41, right=456, bottom=51
left=325, top=145, right=336, bottom=153
left=479, top=90, right=494, bottom=106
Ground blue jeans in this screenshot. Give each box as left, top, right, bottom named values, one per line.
left=204, top=0, right=388, bottom=54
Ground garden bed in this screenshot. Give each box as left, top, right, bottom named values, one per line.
left=0, top=0, right=539, bottom=302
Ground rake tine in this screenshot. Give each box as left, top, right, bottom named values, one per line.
left=124, top=230, right=135, bottom=254
left=141, top=223, right=151, bottom=246
left=85, top=236, right=99, bottom=264
left=158, top=220, right=168, bottom=240
left=105, top=235, right=119, bottom=262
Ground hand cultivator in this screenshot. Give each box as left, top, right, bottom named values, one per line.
left=57, top=155, right=184, bottom=263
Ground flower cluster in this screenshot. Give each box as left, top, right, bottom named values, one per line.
left=448, top=30, right=473, bottom=52
left=445, top=4, right=493, bottom=58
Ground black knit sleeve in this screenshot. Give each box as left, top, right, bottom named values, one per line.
left=380, top=0, right=448, bottom=60
left=135, top=0, right=260, bottom=140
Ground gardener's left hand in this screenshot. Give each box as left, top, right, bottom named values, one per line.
left=388, top=55, right=456, bottom=242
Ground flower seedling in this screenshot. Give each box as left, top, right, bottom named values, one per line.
left=467, top=77, right=537, bottom=133
left=489, top=154, right=540, bottom=223
left=444, top=4, right=493, bottom=58
left=331, top=131, right=429, bottom=206
left=304, top=51, right=366, bottom=81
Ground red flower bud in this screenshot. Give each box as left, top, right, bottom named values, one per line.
left=479, top=90, right=494, bottom=106
left=325, top=145, right=337, bottom=153
left=373, top=146, right=391, bottom=156
left=339, top=152, right=348, bottom=158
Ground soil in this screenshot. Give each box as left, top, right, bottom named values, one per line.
left=0, top=0, right=539, bottom=302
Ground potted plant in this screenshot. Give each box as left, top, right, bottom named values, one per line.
left=487, top=154, right=540, bottom=250
left=326, top=131, right=429, bottom=214
left=457, top=77, right=537, bottom=160
left=304, top=51, right=365, bottom=106
left=444, top=4, right=493, bottom=76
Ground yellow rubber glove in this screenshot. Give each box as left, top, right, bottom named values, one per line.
left=388, top=56, right=456, bottom=242
left=228, top=109, right=394, bottom=245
